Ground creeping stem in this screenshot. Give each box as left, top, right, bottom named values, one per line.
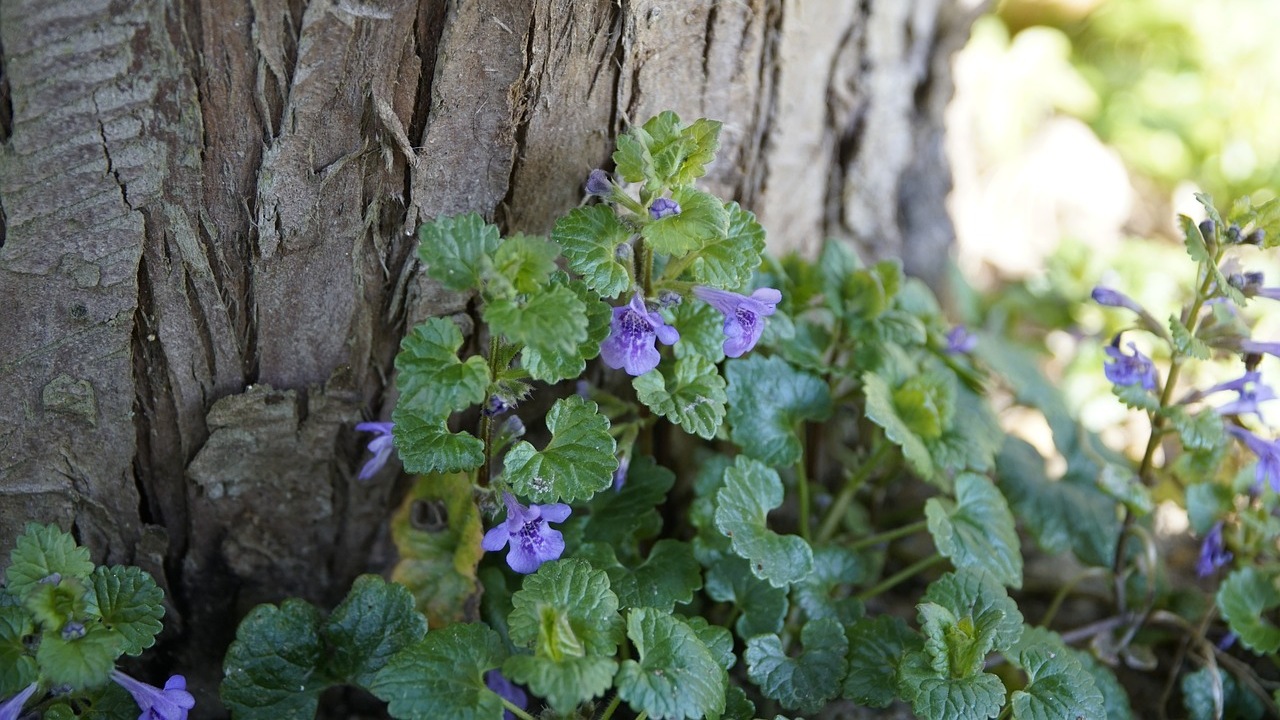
left=502, top=699, right=537, bottom=720
left=816, top=443, right=893, bottom=544
left=856, top=554, right=945, bottom=603
left=478, top=334, right=501, bottom=487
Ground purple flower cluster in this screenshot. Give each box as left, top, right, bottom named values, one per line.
left=693, top=286, right=782, bottom=358
left=482, top=492, right=570, bottom=574
left=1196, top=522, right=1233, bottom=578
left=600, top=293, right=680, bottom=376
left=1103, top=339, right=1158, bottom=391
left=112, top=672, right=196, bottom=720
left=1225, top=425, right=1280, bottom=493
left=355, top=422, right=396, bottom=480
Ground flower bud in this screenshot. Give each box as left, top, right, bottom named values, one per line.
left=614, top=242, right=633, bottom=264
left=1246, top=228, right=1266, bottom=246
left=649, top=197, right=681, bottom=220
left=1198, top=219, right=1215, bottom=243
left=61, top=621, right=86, bottom=641
left=1226, top=224, right=1243, bottom=243
left=658, top=290, right=683, bottom=307
left=585, top=169, right=612, bottom=196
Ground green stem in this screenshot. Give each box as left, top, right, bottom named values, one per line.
left=660, top=253, right=696, bottom=282
left=502, top=699, right=537, bottom=720
left=636, top=713, right=649, bottom=720
left=815, top=443, right=893, bottom=544
left=478, top=334, right=501, bottom=487
left=795, top=428, right=811, bottom=543
left=856, top=554, right=946, bottom=603
left=1039, top=568, right=1107, bottom=629
left=597, top=694, right=623, bottom=720
left=846, top=519, right=929, bottom=553
left=636, top=237, right=654, bottom=297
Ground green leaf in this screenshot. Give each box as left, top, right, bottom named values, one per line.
left=395, top=318, right=490, bottom=417
left=715, top=456, right=813, bottom=588
left=896, top=649, right=1006, bottom=720
left=522, top=276, right=613, bottom=383
left=484, top=283, right=588, bottom=360
left=85, top=566, right=164, bottom=657
left=745, top=619, right=848, bottom=714
left=1008, top=629, right=1105, bottom=720
left=843, top=615, right=920, bottom=708
left=221, top=599, right=324, bottom=719
left=704, top=556, right=788, bottom=638
left=614, top=126, right=653, bottom=185
left=671, top=298, right=728, bottom=363
left=616, top=609, right=727, bottom=720
left=641, top=187, right=730, bottom=257
left=863, top=371, right=933, bottom=478
left=369, top=623, right=507, bottom=720
left=418, top=213, right=501, bottom=292
left=37, top=626, right=122, bottom=689
left=1181, top=667, right=1266, bottom=720
left=724, top=685, right=756, bottom=720
left=551, top=205, right=633, bottom=298
left=581, top=455, right=673, bottom=548
left=392, top=406, right=484, bottom=474
left=1170, top=314, right=1210, bottom=360
left=634, top=355, right=727, bottom=439
left=680, top=615, right=735, bottom=672
left=1162, top=406, right=1224, bottom=452
left=22, top=576, right=89, bottom=635
left=1180, top=214, right=1212, bottom=264
left=925, top=384, right=1005, bottom=476
left=504, top=396, right=617, bottom=503
left=1218, top=567, right=1280, bottom=653
left=319, top=575, right=428, bottom=688
left=672, top=118, right=722, bottom=187
left=73, top=681, right=137, bottom=720
left=390, top=473, right=485, bottom=628
left=725, top=355, right=832, bottom=467
left=793, top=546, right=867, bottom=625
left=1075, top=647, right=1134, bottom=720
left=1095, top=464, right=1154, bottom=517
left=922, top=570, right=1023, bottom=667
left=0, top=606, right=37, bottom=697
left=5, top=523, right=94, bottom=600
left=925, top=474, right=1023, bottom=589
left=577, top=540, right=702, bottom=612
left=491, top=233, right=560, bottom=294
left=638, top=111, right=686, bottom=187
left=687, top=202, right=766, bottom=288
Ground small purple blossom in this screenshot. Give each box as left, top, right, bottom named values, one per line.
left=693, top=286, right=782, bottom=358
left=612, top=454, right=631, bottom=492
left=585, top=169, right=613, bottom=196
left=1196, top=522, right=1233, bottom=577
left=1225, top=425, right=1280, bottom=493
left=482, top=492, right=571, bottom=574
left=1103, top=339, right=1158, bottom=391
left=355, top=421, right=395, bottom=481
left=1204, top=370, right=1277, bottom=416
left=1241, top=340, right=1280, bottom=360
left=649, top=197, right=681, bottom=220
left=944, top=325, right=977, bottom=355
left=600, top=293, right=680, bottom=376
left=1091, top=286, right=1145, bottom=314
left=111, top=672, right=195, bottom=720
left=0, top=683, right=38, bottom=720
left=485, top=670, right=528, bottom=720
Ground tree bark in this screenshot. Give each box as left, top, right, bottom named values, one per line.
left=0, top=0, right=978, bottom=713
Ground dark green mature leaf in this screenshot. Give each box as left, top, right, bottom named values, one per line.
left=634, top=355, right=727, bottom=439
left=504, top=396, right=617, bottom=503
left=925, top=474, right=1023, bottom=588
left=896, top=649, right=1006, bottom=720
left=418, top=213, right=501, bottom=292
left=491, top=233, right=560, bottom=294
left=577, top=541, right=702, bottom=612
left=5, top=523, right=94, bottom=600
left=320, top=575, right=428, bottom=688
left=369, top=623, right=507, bottom=720
left=1073, top=649, right=1133, bottom=720
left=642, top=187, right=730, bottom=257
left=73, top=680, right=136, bottom=720
left=551, top=205, right=633, bottom=298
left=1008, top=628, right=1105, bottom=720
left=671, top=299, right=727, bottom=363
left=746, top=619, right=848, bottom=714
left=582, top=456, right=674, bottom=548
left=86, top=565, right=164, bottom=657
left=688, top=202, right=766, bottom=289
left=392, top=406, right=484, bottom=474
left=0, top=606, right=37, bottom=697
left=1181, top=667, right=1266, bottom=720
left=36, top=627, right=122, bottom=690
left=1218, top=567, right=1280, bottom=653
left=715, top=456, right=813, bottom=588
left=616, top=609, right=727, bottom=720
left=680, top=616, right=735, bottom=672
left=522, top=275, right=613, bottom=383
left=843, top=615, right=921, bottom=708
left=221, top=600, right=324, bottom=720
left=704, top=556, right=788, bottom=638
left=793, top=546, right=867, bottom=625
left=484, top=284, right=588, bottom=360
left=394, top=317, right=490, bottom=417
left=726, top=355, right=832, bottom=467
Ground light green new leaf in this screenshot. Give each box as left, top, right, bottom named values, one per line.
left=634, top=355, right=727, bottom=439
left=521, top=275, right=612, bottom=383
left=896, top=649, right=1006, bottom=720
left=616, top=609, right=727, bottom=720
left=319, top=575, right=428, bottom=689
left=843, top=615, right=920, bottom=708
left=726, top=355, right=832, bottom=467
left=1162, top=406, right=1224, bottom=452
left=390, top=473, right=485, bottom=628
left=745, top=619, right=848, bottom=714
left=918, top=570, right=1023, bottom=678
left=688, top=202, right=766, bottom=288
left=86, top=565, right=165, bottom=657
left=925, top=474, right=1023, bottom=589
left=640, top=111, right=688, bottom=187
left=36, top=627, right=122, bottom=690
left=1218, top=567, right=1280, bottom=654
left=369, top=623, right=507, bottom=720
left=704, top=556, right=788, bottom=638
left=577, top=541, right=702, bottom=612
left=863, top=371, right=934, bottom=479
left=395, top=317, right=490, bottom=417
left=0, top=606, right=37, bottom=697
left=614, top=126, right=654, bottom=185
left=491, top=233, right=560, bottom=294
left=392, top=406, right=483, bottom=474
left=714, top=456, right=813, bottom=588
left=503, top=654, right=617, bottom=717
left=551, top=205, right=633, bottom=298
left=483, top=284, right=588, bottom=360
left=503, top=395, right=617, bottom=504
left=1169, top=314, right=1211, bottom=360
left=418, top=213, right=501, bottom=292
left=220, top=600, right=324, bottom=720
left=5, top=523, right=94, bottom=601
left=641, top=187, right=729, bottom=257
left=671, top=118, right=722, bottom=187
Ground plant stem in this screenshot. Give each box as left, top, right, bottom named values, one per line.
left=816, top=443, right=892, bottom=544
left=598, top=694, right=622, bottom=720
left=795, top=427, right=811, bottom=542
left=478, top=334, right=501, bottom=487
left=1039, top=568, right=1107, bottom=629
left=502, top=699, right=537, bottom=720
left=846, top=519, right=929, bottom=553
left=856, top=554, right=945, bottom=603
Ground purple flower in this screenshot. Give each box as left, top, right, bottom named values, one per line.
left=1241, top=340, right=1280, bottom=359
left=1226, top=425, right=1280, bottom=492
left=1103, top=339, right=1158, bottom=391
left=484, top=670, right=528, bottom=720
left=355, top=422, right=395, bottom=480
left=612, top=454, right=631, bottom=492
left=111, top=672, right=196, bottom=720
left=585, top=169, right=613, bottom=196
left=600, top=293, right=680, bottom=376
left=1196, top=522, right=1233, bottom=577
left=1091, top=286, right=1145, bottom=314
left=1204, top=371, right=1277, bottom=416
left=944, top=325, right=977, bottom=355
left=693, top=286, right=782, bottom=358
left=649, top=197, right=681, bottom=220
left=0, top=683, right=38, bottom=720
left=481, top=492, right=571, bottom=574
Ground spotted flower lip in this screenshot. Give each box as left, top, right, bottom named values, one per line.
left=693, top=286, right=782, bottom=358
left=1225, top=425, right=1280, bottom=493
left=355, top=421, right=396, bottom=480
left=111, top=671, right=196, bottom=720
left=1103, top=339, right=1158, bottom=391
left=600, top=293, right=680, bottom=376
left=1196, top=522, right=1233, bottom=578
left=0, top=682, right=38, bottom=720
left=481, top=492, right=571, bottom=574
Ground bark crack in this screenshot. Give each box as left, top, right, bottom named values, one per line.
left=93, top=94, right=134, bottom=212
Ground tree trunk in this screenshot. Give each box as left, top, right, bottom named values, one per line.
left=0, top=0, right=977, bottom=713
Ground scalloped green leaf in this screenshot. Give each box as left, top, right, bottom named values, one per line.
left=221, top=599, right=324, bottom=720
left=1218, top=567, right=1280, bottom=654
left=22, top=576, right=89, bottom=635
left=864, top=371, right=933, bottom=478
left=37, top=626, right=122, bottom=690
left=491, top=233, right=560, bottom=294
left=5, top=523, right=94, bottom=600
left=925, top=474, right=1023, bottom=589
left=1008, top=628, right=1105, bottom=720
left=843, top=615, right=921, bottom=708
left=1162, top=406, right=1224, bottom=452
left=670, top=298, right=727, bottom=362
left=687, top=202, right=766, bottom=288
left=390, top=473, right=485, bottom=628
left=551, top=205, right=633, bottom=298
left=577, top=540, right=702, bottom=612
left=418, top=213, right=501, bottom=292
left=725, top=355, right=832, bottom=467
left=484, top=284, right=588, bottom=361
left=85, top=565, right=164, bottom=657
left=392, top=406, right=483, bottom=474
left=634, top=355, right=726, bottom=439
left=369, top=623, right=507, bottom=720
left=793, top=546, right=868, bottom=625
left=394, top=317, right=490, bottom=417
left=503, top=396, right=617, bottom=504
left=680, top=615, right=735, bottom=672
left=522, top=275, right=613, bottom=383
left=1181, top=667, right=1266, bottom=720
left=704, top=556, right=788, bottom=638
left=617, top=609, right=727, bottom=720
left=1074, top=647, right=1134, bottom=720
left=672, top=118, right=721, bottom=187
left=0, top=606, right=37, bottom=697
left=897, top=649, right=1006, bottom=720
left=613, top=122, right=656, bottom=185
left=918, top=570, right=1023, bottom=678
left=320, top=575, right=428, bottom=688
left=746, top=619, right=848, bottom=714
left=925, top=384, right=1004, bottom=476
left=641, top=187, right=729, bottom=257
left=581, top=455, right=674, bottom=548
left=1170, top=314, right=1211, bottom=360
left=715, top=456, right=813, bottom=588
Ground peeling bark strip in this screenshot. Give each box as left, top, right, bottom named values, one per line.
left=0, top=0, right=976, bottom=715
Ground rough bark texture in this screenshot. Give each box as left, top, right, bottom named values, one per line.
left=0, top=0, right=978, bottom=714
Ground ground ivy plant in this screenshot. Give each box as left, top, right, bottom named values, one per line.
left=209, top=112, right=1280, bottom=719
